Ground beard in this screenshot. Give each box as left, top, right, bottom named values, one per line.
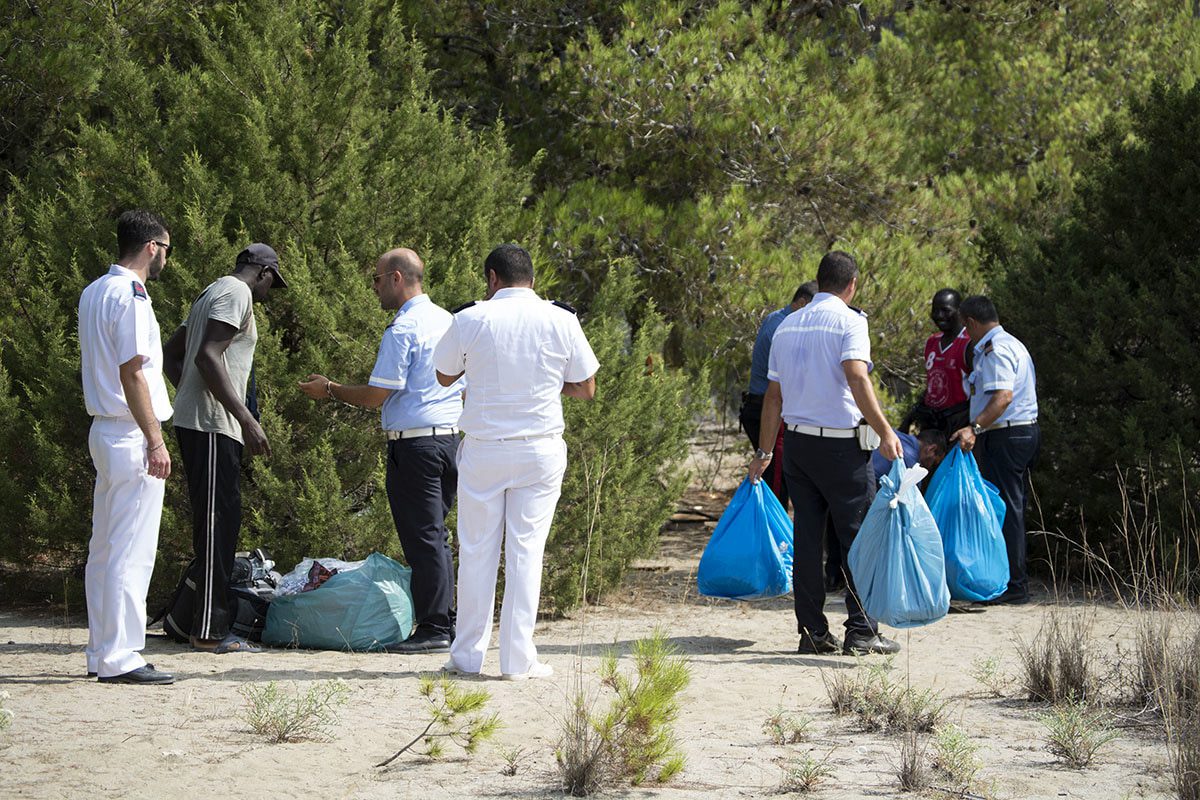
left=148, top=255, right=165, bottom=281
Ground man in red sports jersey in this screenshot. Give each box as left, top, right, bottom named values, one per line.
left=901, top=288, right=971, bottom=435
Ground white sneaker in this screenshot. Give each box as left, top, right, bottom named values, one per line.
left=502, top=662, right=553, bottom=681
left=441, top=659, right=464, bottom=675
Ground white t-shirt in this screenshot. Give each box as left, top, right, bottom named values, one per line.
left=78, top=265, right=172, bottom=421
left=432, top=287, right=599, bottom=440
left=768, top=292, right=872, bottom=429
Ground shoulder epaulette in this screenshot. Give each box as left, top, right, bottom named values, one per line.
left=848, top=304, right=867, bottom=318
left=131, top=281, right=147, bottom=300
left=451, top=300, right=477, bottom=313
left=982, top=341, right=994, bottom=355
left=550, top=300, right=577, bottom=315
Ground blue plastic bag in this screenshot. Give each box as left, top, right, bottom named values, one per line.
left=847, top=459, right=950, bottom=628
left=263, top=552, right=414, bottom=650
left=925, top=446, right=1009, bottom=602
left=697, top=477, right=794, bottom=600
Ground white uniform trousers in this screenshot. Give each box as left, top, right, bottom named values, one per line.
left=85, top=418, right=165, bottom=677
left=450, top=435, right=567, bottom=675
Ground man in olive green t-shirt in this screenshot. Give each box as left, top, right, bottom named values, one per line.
left=163, top=243, right=286, bottom=652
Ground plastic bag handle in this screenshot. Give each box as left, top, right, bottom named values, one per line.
left=888, top=464, right=929, bottom=508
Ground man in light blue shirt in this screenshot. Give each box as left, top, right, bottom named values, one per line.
left=300, top=248, right=463, bottom=651
left=739, top=281, right=818, bottom=509
left=951, top=295, right=1040, bottom=605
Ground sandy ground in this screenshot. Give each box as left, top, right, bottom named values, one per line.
left=0, top=471, right=1181, bottom=799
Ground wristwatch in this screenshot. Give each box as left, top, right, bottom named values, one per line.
left=970, top=421, right=985, bottom=436
left=754, top=448, right=773, bottom=460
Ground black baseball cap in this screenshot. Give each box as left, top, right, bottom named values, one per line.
left=236, top=243, right=287, bottom=289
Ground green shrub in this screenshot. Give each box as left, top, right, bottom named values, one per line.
left=778, top=752, right=834, bottom=794
left=240, top=679, right=350, bottom=743
left=0, top=1, right=697, bottom=616
left=1038, top=699, right=1119, bottom=769
left=550, top=264, right=704, bottom=612
left=1016, top=609, right=1098, bottom=704
left=992, top=82, right=1200, bottom=598
left=556, top=630, right=691, bottom=795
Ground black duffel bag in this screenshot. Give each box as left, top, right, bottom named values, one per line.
left=154, top=548, right=280, bottom=643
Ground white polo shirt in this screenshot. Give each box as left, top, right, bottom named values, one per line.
left=78, top=264, right=172, bottom=421
left=432, top=287, right=599, bottom=440
left=768, top=292, right=871, bottom=429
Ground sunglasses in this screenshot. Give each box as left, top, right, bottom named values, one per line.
left=146, top=239, right=173, bottom=258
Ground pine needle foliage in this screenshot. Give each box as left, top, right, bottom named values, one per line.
left=376, top=676, right=499, bottom=767
left=557, top=630, right=691, bottom=795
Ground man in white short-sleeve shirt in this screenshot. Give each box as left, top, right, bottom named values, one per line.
left=299, top=247, right=463, bottom=654
left=434, top=243, right=599, bottom=680
left=749, top=251, right=903, bottom=657
left=163, top=243, right=285, bottom=653
left=78, top=209, right=175, bottom=685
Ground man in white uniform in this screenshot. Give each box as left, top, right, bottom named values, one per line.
left=433, top=243, right=599, bottom=680
left=78, top=209, right=176, bottom=685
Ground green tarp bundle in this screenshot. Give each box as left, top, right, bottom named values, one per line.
left=263, top=553, right=413, bottom=651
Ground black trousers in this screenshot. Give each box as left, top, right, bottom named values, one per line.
left=739, top=393, right=788, bottom=510
left=386, top=434, right=458, bottom=637
left=176, top=426, right=243, bottom=641
left=783, top=431, right=878, bottom=638
left=975, top=424, right=1041, bottom=600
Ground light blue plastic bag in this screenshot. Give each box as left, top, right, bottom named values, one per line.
left=925, top=446, right=1009, bottom=602
left=263, top=552, right=414, bottom=651
left=848, top=459, right=950, bottom=628
left=697, top=477, right=794, bottom=600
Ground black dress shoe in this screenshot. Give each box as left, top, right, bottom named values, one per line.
left=797, top=630, right=842, bottom=655
left=385, top=633, right=452, bottom=654
left=97, top=664, right=176, bottom=684
left=978, top=590, right=1030, bottom=606
left=842, top=632, right=901, bottom=655
left=86, top=671, right=97, bottom=678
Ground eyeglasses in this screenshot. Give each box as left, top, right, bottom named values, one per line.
left=147, top=240, right=173, bottom=258
left=372, top=272, right=388, bottom=284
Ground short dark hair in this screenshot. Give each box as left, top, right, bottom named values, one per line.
left=816, top=251, right=858, bottom=294
left=959, top=295, right=999, bottom=324
left=116, top=210, right=169, bottom=258
left=793, top=280, right=819, bottom=304
left=484, top=243, right=534, bottom=286
left=916, top=428, right=948, bottom=454
left=933, top=288, right=961, bottom=307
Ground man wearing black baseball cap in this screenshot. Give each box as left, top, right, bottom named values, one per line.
left=236, top=243, right=287, bottom=290
left=163, top=242, right=285, bottom=653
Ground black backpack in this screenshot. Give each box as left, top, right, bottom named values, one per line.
left=154, top=548, right=281, bottom=643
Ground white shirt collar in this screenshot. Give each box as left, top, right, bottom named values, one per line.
left=490, top=286, right=538, bottom=301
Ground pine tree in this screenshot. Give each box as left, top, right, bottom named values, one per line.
left=991, top=82, right=1200, bottom=595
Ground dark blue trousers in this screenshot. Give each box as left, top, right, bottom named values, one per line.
left=386, top=434, right=459, bottom=637
left=783, top=431, right=879, bottom=638
left=975, top=424, right=1041, bottom=600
